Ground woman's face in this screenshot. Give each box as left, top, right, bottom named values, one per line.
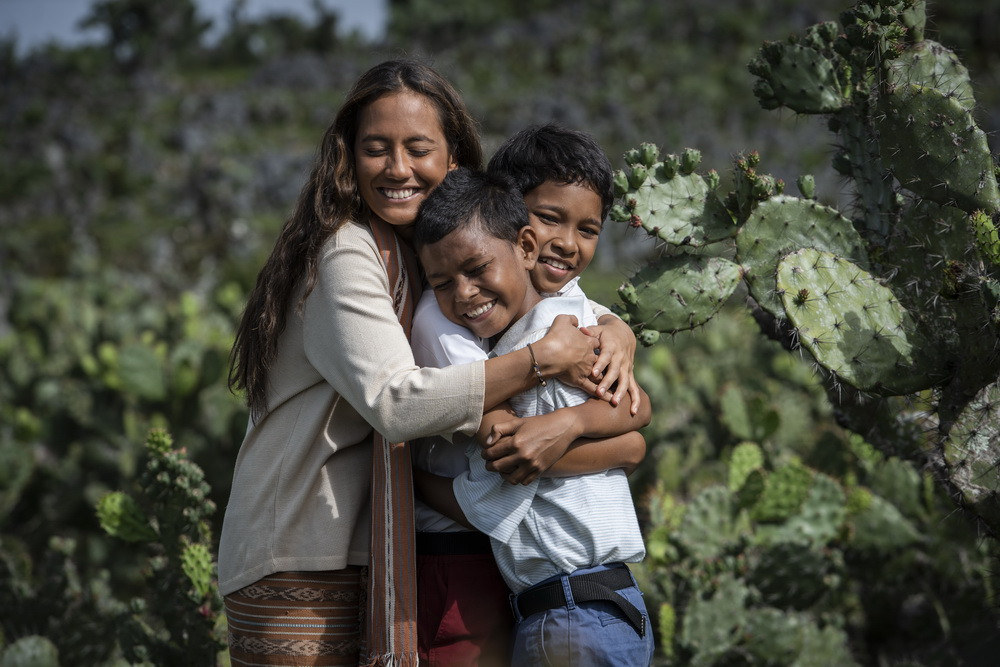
left=354, top=91, right=457, bottom=233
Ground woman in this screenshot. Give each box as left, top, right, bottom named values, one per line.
left=220, top=59, right=633, bottom=666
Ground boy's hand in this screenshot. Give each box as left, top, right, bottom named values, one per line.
left=587, top=315, right=641, bottom=415
left=479, top=411, right=580, bottom=485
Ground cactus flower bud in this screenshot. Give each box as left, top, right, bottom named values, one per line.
left=613, top=169, right=630, bottom=197
left=680, top=148, right=702, bottom=175
left=628, top=165, right=649, bottom=189
left=797, top=174, right=816, bottom=199
left=638, top=142, right=660, bottom=168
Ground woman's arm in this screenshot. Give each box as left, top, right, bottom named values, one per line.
left=304, top=230, right=605, bottom=443
left=588, top=314, right=641, bottom=414
left=482, top=313, right=604, bottom=411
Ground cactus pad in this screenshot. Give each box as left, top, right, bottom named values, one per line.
left=679, top=574, right=749, bottom=660
left=180, top=543, right=215, bottom=599
left=750, top=461, right=813, bottom=523
left=96, top=491, right=158, bottom=542
left=758, top=473, right=847, bottom=546
left=674, top=485, right=738, bottom=560
left=749, top=542, right=835, bottom=610
left=878, top=84, right=1000, bottom=213
left=612, top=148, right=736, bottom=247
left=884, top=39, right=975, bottom=112
left=737, top=196, right=868, bottom=318
left=847, top=493, right=921, bottom=553
left=971, top=210, right=1000, bottom=265
left=618, top=254, right=741, bottom=336
left=749, top=34, right=851, bottom=114
left=943, top=379, right=1000, bottom=526
left=776, top=248, right=938, bottom=393
left=729, top=441, right=765, bottom=492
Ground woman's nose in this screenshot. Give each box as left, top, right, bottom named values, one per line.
left=384, top=147, right=412, bottom=179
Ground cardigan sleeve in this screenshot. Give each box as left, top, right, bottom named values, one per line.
left=302, top=223, right=485, bottom=443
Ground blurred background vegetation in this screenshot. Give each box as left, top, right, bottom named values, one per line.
left=1, top=0, right=998, bottom=664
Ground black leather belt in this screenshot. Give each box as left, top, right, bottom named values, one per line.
left=511, top=566, right=646, bottom=636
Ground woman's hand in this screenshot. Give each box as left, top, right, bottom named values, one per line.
left=479, top=410, right=581, bottom=485
left=532, top=314, right=605, bottom=400
left=587, top=315, right=641, bottom=414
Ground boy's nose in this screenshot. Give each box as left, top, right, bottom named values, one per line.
left=456, top=279, right=478, bottom=300
left=552, top=233, right=577, bottom=255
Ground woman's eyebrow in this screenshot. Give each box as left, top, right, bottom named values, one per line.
left=357, top=133, right=439, bottom=143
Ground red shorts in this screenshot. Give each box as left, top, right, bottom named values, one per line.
left=416, top=532, right=513, bottom=667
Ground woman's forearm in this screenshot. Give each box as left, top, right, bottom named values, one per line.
left=482, top=347, right=542, bottom=411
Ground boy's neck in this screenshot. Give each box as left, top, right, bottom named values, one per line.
left=492, top=286, right=543, bottom=344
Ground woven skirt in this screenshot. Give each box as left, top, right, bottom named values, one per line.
left=225, top=568, right=366, bottom=666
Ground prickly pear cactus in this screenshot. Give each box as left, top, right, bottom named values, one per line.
left=94, top=428, right=225, bottom=662
left=633, top=425, right=998, bottom=665
left=614, top=0, right=1000, bottom=536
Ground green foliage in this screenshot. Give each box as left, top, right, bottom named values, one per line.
left=0, top=269, right=243, bottom=662
left=96, top=428, right=225, bottom=664
left=635, top=423, right=1000, bottom=665
left=0, top=635, right=59, bottom=667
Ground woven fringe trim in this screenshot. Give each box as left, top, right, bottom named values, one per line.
left=361, top=652, right=419, bottom=667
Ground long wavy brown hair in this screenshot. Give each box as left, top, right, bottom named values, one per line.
left=229, top=59, right=483, bottom=419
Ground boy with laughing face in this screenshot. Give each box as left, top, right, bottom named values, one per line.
left=411, top=165, right=653, bottom=666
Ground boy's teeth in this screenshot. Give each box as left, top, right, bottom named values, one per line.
left=465, top=301, right=495, bottom=318
left=542, top=258, right=570, bottom=270
left=384, top=188, right=415, bottom=199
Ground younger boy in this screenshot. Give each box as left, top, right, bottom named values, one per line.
left=412, top=167, right=654, bottom=666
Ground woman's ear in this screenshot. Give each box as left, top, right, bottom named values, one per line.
left=448, top=152, right=458, bottom=171
left=518, top=226, right=538, bottom=268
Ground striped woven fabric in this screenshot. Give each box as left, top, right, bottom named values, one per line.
left=225, top=569, right=365, bottom=666
left=364, top=217, right=422, bottom=666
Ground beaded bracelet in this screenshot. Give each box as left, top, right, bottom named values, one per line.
left=526, top=342, right=547, bottom=387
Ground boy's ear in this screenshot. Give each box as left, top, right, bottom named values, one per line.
left=517, top=226, right=539, bottom=268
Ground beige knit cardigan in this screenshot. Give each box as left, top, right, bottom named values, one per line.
left=217, top=220, right=485, bottom=595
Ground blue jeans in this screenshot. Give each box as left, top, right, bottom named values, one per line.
left=510, top=564, right=655, bottom=666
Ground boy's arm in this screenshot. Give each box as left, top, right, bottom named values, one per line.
left=412, top=468, right=475, bottom=530
left=477, top=384, right=652, bottom=485
left=545, top=430, right=646, bottom=477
